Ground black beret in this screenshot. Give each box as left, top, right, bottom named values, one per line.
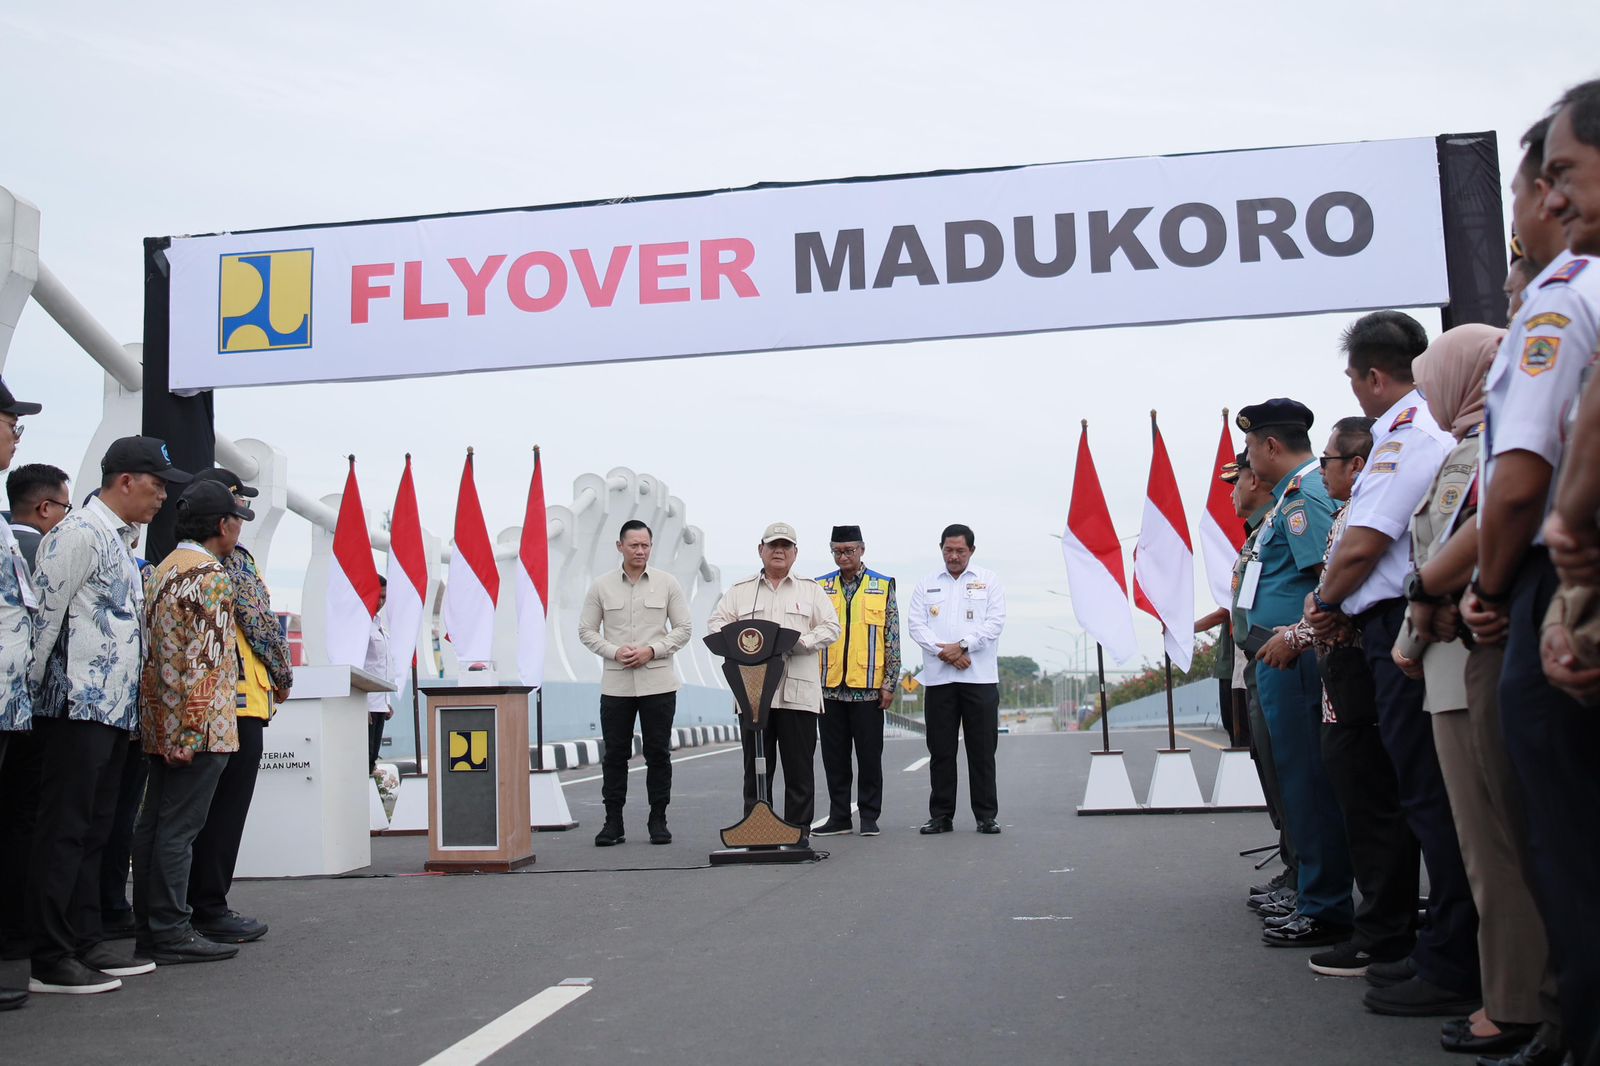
left=1236, top=398, right=1314, bottom=434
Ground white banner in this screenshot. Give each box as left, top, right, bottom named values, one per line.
left=165, top=138, right=1448, bottom=390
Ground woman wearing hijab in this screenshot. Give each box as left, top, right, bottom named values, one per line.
left=1394, top=324, right=1557, bottom=1057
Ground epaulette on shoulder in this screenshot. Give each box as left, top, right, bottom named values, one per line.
left=1286, top=474, right=1304, bottom=494
left=1540, top=259, right=1590, bottom=288
left=1390, top=406, right=1417, bottom=431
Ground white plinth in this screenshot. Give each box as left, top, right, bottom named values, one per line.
left=1146, top=749, right=1205, bottom=809
left=530, top=769, right=577, bottom=831
left=1210, top=748, right=1268, bottom=809
left=236, top=665, right=394, bottom=877
left=1077, top=751, right=1140, bottom=812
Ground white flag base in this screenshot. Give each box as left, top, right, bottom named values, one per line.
left=386, top=774, right=430, bottom=835
left=1146, top=749, right=1206, bottom=810
left=368, top=778, right=390, bottom=833
left=530, top=769, right=577, bottom=831
left=1076, top=750, right=1141, bottom=814
left=1210, top=748, right=1268, bottom=810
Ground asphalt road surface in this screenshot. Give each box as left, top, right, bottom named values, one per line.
left=5, top=728, right=1462, bottom=1065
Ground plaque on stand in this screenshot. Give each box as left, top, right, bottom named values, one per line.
left=704, top=619, right=815, bottom=865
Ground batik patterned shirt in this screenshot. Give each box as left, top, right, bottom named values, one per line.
left=225, top=545, right=292, bottom=691
left=28, top=497, right=144, bottom=732
left=0, top=523, right=36, bottom=732
left=140, top=543, right=239, bottom=755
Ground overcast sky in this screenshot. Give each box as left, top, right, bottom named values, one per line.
left=4, top=2, right=1597, bottom=682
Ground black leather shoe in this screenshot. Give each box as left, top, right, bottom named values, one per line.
left=919, top=817, right=953, bottom=834
left=1261, top=915, right=1351, bottom=948
left=812, top=819, right=853, bottom=836
left=976, top=819, right=1001, bottom=834
left=858, top=820, right=880, bottom=836
left=1474, top=1033, right=1568, bottom=1066
left=148, top=933, right=238, bottom=965
left=1441, top=1021, right=1540, bottom=1055
left=647, top=813, right=671, bottom=845
left=1365, top=956, right=1416, bottom=988
left=192, top=911, right=267, bottom=944
left=0, top=987, right=26, bottom=1011
left=1363, top=975, right=1480, bottom=1017
left=594, top=816, right=624, bottom=847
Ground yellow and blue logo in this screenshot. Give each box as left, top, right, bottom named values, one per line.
left=447, top=729, right=490, bottom=772
left=218, top=249, right=313, bottom=354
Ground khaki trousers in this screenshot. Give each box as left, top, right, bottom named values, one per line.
left=1430, top=644, right=1556, bottom=1025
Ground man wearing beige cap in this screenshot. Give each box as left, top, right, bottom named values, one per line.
left=708, top=522, right=840, bottom=834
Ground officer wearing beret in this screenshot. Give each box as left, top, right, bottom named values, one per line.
left=1236, top=399, right=1355, bottom=949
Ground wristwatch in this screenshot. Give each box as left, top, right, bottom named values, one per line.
left=958, top=639, right=970, bottom=651
left=1405, top=569, right=1446, bottom=605
left=1311, top=590, right=1340, bottom=615
left=1469, top=575, right=1509, bottom=605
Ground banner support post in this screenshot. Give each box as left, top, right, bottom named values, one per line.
left=535, top=687, right=545, bottom=771
left=1097, top=643, right=1110, bottom=754
left=1163, top=647, right=1176, bottom=751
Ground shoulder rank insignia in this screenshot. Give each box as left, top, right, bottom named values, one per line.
left=1525, top=311, right=1571, bottom=331
left=1390, top=407, right=1417, bottom=431
left=1521, top=335, right=1560, bottom=376
left=1286, top=474, right=1303, bottom=494
left=1541, top=259, right=1590, bottom=287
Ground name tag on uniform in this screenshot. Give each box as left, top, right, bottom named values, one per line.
left=1237, top=560, right=1262, bottom=611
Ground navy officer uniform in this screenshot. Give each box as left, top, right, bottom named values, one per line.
left=1236, top=400, right=1354, bottom=947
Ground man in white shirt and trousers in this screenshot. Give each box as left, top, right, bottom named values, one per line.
left=909, top=524, right=1007, bottom=835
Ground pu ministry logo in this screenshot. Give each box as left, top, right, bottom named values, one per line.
left=217, top=249, right=313, bottom=353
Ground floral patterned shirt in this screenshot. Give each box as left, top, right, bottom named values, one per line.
left=29, top=498, right=144, bottom=732
left=0, top=523, right=36, bottom=732
left=140, top=543, right=239, bottom=755
left=225, top=546, right=292, bottom=691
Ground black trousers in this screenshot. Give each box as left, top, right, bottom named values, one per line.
left=188, top=716, right=264, bottom=922
left=0, top=729, right=43, bottom=959
left=1318, top=645, right=1419, bottom=955
left=99, top=733, right=148, bottom=919
left=1360, top=600, right=1480, bottom=995
left=819, top=698, right=885, bottom=823
left=133, top=752, right=228, bottom=942
left=1501, top=552, right=1600, bottom=1063
left=25, top=717, right=128, bottom=966
left=368, top=714, right=386, bottom=771
left=741, top=707, right=817, bottom=827
left=924, top=682, right=999, bottom=822
left=1245, top=662, right=1297, bottom=886
left=598, top=692, right=676, bottom=815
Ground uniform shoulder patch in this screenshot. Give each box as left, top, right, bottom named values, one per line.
left=1521, top=335, right=1560, bottom=376
left=1390, top=407, right=1417, bottom=431
left=1541, top=259, right=1589, bottom=287
left=1287, top=510, right=1309, bottom=536
left=1525, top=311, right=1572, bottom=330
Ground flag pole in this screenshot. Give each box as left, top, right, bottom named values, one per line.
left=410, top=657, right=422, bottom=767
left=1163, top=644, right=1177, bottom=751
left=1096, top=642, right=1110, bottom=754
left=532, top=444, right=546, bottom=772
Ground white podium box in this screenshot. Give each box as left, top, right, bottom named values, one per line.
left=236, top=664, right=394, bottom=878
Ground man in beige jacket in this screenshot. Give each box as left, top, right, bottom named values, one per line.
left=707, top=522, right=841, bottom=835
left=578, top=520, right=692, bottom=846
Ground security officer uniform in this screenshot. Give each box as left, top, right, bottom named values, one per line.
left=1235, top=401, right=1353, bottom=944
left=1483, top=252, right=1600, bottom=1057
left=1336, top=384, right=1480, bottom=1002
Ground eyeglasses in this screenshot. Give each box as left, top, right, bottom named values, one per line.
left=1319, top=454, right=1360, bottom=469
left=763, top=541, right=796, bottom=552
left=44, top=498, right=72, bottom=514
left=0, top=419, right=20, bottom=441
left=830, top=546, right=861, bottom=557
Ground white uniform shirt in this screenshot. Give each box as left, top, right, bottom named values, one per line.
left=1482, top=253, right=1600, bottom=545
left=908, top=564, right=1007, bottom=686
left=1341, top=389, right=1453, bottom=615
left=364, top=614, right=392, bottom=716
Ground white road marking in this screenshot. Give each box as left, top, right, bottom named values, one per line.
left=903, top=756, right=931, bottom=773
left=419, top=979, right=593, bottom=1066
left=1048, top=868, right=1075, bottom=874
left=562, top=744, right=739, bottom=786
left=1012, top=916, right=1074, bottom=921
left=811, top=803, right=858, bottom=830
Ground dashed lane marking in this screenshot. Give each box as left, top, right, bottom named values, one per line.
left=419, top=979, right=593, bottom=1066
left=903, top=756, right=931, bottom=773
left=562, top=744, right=739, bottom=786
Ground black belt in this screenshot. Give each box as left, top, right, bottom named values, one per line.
left=1351, top=596, right=1406, bottom=628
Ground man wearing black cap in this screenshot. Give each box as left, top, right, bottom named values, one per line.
left=0, top=377, right=41, bottom=1010
left=26, top=436, right=190, bottom=994
left=1235, top=400, right=1354, bottom=950
left=813, top=526, right=900, bottom=837
left=186, top=468, right=290, bottom=944
left=133, top=480, right=252, bottom=965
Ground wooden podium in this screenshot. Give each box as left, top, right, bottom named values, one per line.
left=420, top=682, right=535, bottom=873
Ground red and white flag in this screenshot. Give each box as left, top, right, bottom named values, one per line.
left=384, top=453, right=428, bottom=688
left=326, top=456, right=382, bottom=668
left=1132, top=413, right=1196, bottom=671
left=442, top=449, right=499, bottom=665
left=1060, top=422, right=1138, bottom=664
left=1200, top=412, right=1247, bottom=610
left=516, top=447, right=550, bottom=687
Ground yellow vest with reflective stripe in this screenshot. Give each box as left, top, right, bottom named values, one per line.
left=817, top=569, right=891, bottom=690
left=236, top=631, right=275, bottom=720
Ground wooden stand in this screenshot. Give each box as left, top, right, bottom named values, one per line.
left=420, top=683, right=535, bottom=873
